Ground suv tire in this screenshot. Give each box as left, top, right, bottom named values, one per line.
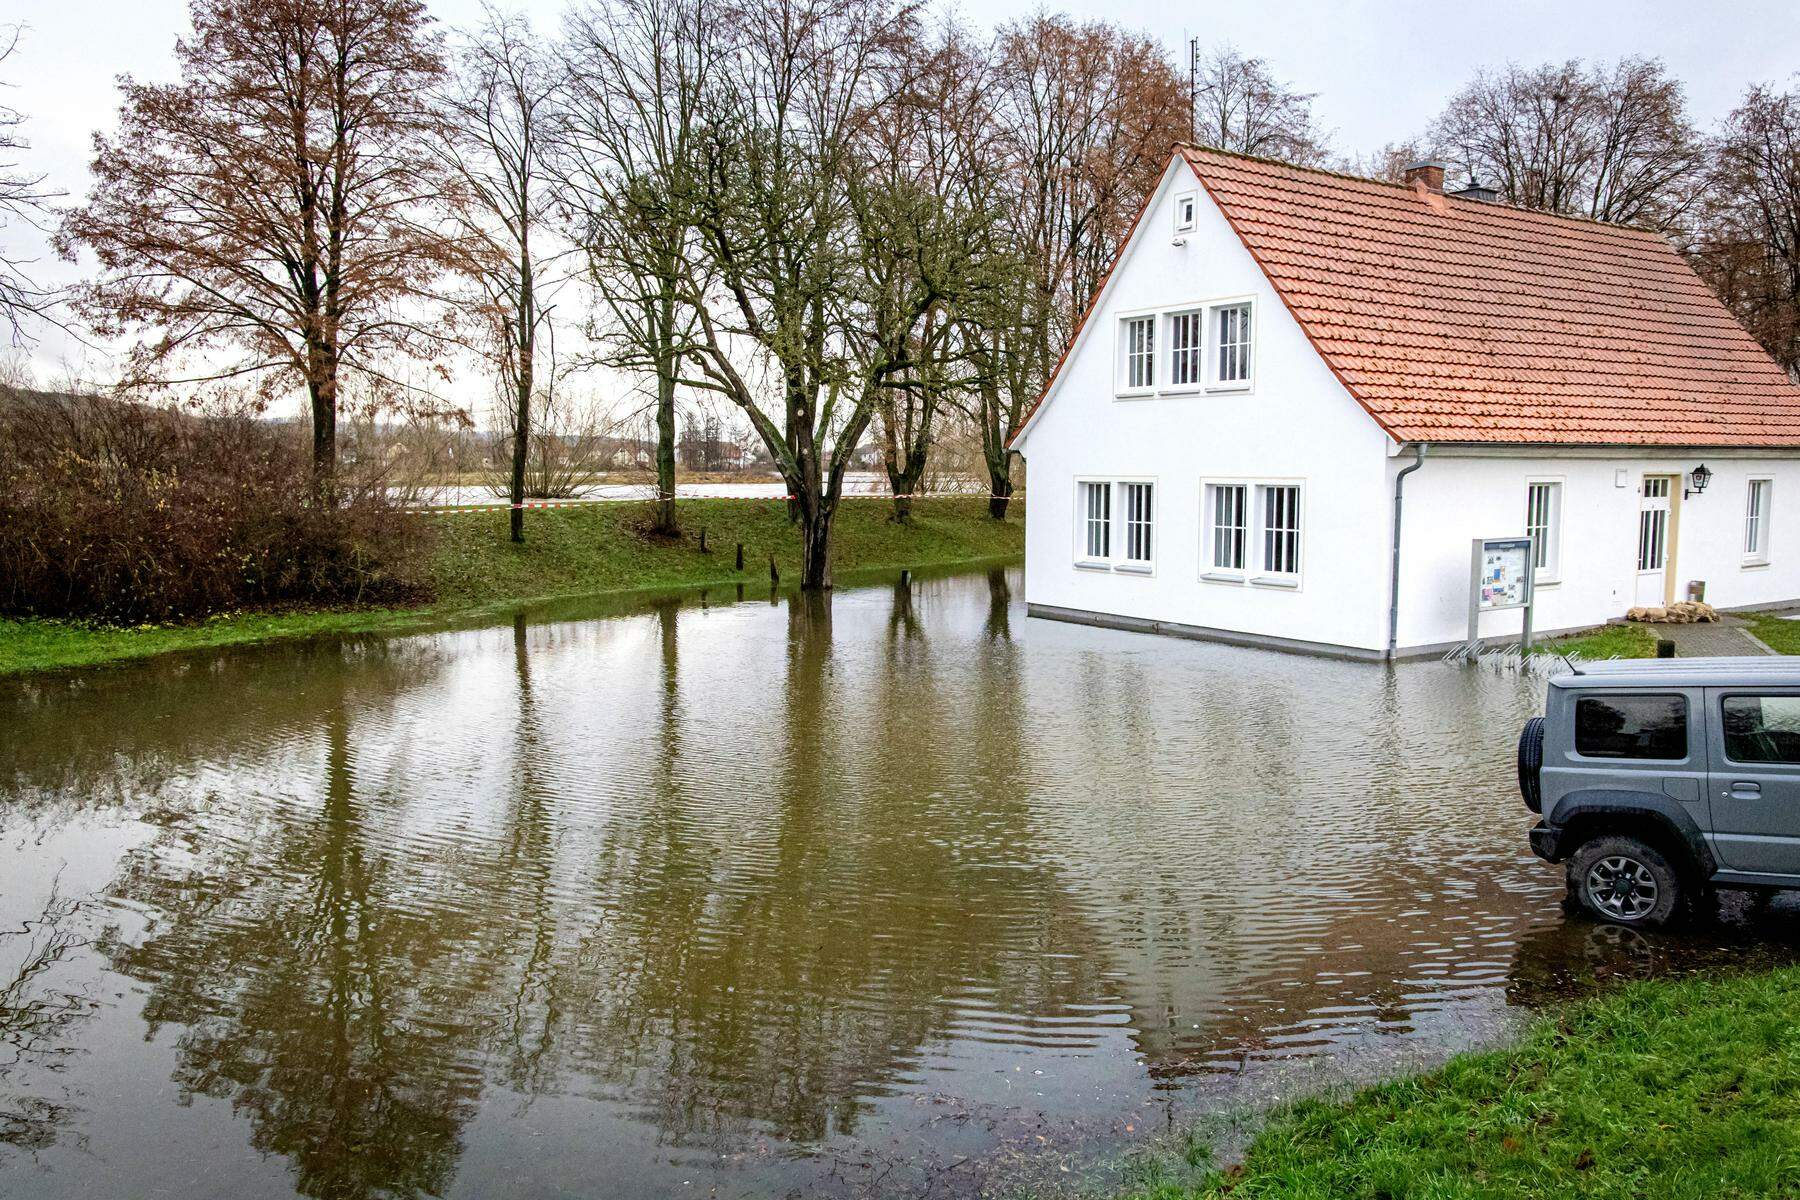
left=1517, top=717, right=1545, bottom=812
left=1568, top=836, right=1683, bottom=927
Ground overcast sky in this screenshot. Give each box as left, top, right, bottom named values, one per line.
left=5, top=0, right=1797, bottom=383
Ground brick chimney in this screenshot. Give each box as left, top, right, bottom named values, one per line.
left=1403, top=161, right=1447, bottom=193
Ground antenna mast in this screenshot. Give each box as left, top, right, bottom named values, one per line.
left=1189, top=37, right=1199, bottom=142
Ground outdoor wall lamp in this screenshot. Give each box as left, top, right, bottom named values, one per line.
left=1685, top=463, right=1712, bottom=499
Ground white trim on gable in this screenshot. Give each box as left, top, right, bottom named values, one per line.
left=1010, top=153, right=1387, bottom=454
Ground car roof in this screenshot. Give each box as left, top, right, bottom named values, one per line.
left=1550, top=656, right=1800, bottom=690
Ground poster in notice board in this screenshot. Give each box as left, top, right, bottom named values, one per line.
left=1477, top=537, right=1532, bottom=610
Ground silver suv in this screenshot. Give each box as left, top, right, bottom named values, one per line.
left=1519, top=656, right=1800, bottom=926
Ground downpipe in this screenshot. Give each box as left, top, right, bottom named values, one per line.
left=1386, top=443, right=1428, bottom=661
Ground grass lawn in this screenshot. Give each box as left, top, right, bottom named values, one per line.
left=1114, top=966, right=1800, bottom=1200
left=0, top=496, right=1023, bottom=676
left=1745, top=612, right=1800, bottom=655
left=1539, top=621, right=1660, bottom=660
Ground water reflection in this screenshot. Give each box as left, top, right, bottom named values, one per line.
left=2, top=571, right=1795, bottom=1199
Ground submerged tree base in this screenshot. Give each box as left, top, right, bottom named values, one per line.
left=0, top=496, right=1023, bottom=676
left=1110, top=965, right=1800, bottom=1199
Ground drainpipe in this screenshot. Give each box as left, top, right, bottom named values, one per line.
left=1386, top=443, right=1428, bottom=660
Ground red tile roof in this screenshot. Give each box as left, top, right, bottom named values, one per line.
left=1021, top=148, right=1800, bottom=448
left=1185, top=146, right=1800, bottom=445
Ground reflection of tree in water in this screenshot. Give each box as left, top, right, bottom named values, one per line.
left=0, top=638, right=444, bottom=824
left=1, top=883, right=96, bottom=1156
left=534, top=587, right=1111, bottom=1148
left=83, top=582, right=1115, bottom=1191
left=104, top=705, right=483, bottom=1200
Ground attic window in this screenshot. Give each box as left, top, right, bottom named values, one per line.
left=1174, top=192, right=1197, bottom=236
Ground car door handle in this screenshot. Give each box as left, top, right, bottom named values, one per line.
left=1727, top=781, right=1763, bottom=799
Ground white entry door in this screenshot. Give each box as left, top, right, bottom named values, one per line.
left=1635, top=475, right=1676, bottom=606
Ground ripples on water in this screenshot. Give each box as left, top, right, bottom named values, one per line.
left=3, top=568, right=1797, bottom=1199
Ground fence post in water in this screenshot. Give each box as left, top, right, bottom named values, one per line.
left=769, top=554, right=779, bottom=585
left=699, top=527, right=708, bottom=553
left=735, top=543, right=744, bottom=571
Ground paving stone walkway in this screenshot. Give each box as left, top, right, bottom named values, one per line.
left=1650, top=615, right=1776, bottom=657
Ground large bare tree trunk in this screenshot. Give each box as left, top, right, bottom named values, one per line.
left=799, top=499, right=835, bottom=590
left=510, top=357, right=530, bottom=544
left=987, top=471, right=1013, bottom=520
left=653, top=290, right=678, bottom=536
left=307, top=337, right=339, bottom=502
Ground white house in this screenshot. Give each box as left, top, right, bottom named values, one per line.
left=1011, top=147, right=1800, bottom=659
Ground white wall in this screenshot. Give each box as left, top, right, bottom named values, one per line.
left=1395, top=451, right=1800, bottom=650
left=1017, top=159, right=1395, bottom=654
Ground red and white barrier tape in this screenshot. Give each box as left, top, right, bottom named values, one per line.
left=413, top=490, right=1022, bottom=514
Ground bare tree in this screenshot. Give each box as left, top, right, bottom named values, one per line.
left=559, top=0, right=718, bottom=536
left=953, top=15, right=1185, bottom=520
left=0, top=26, right=60, bottom=342
left=1190, top=44, right=1330, bottom=165
left=437, top=7, right=565, bottom=542
left=673, top=0, right=917, bottom=587
left=851, top=27, right=1002, bottom=521
left=58, top=0, right=453, bottom=495
left=1429, top=57, right=1703, bottom=229
left=1692, top=84, right=1800, bottom=376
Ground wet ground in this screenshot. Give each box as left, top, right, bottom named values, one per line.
left=3, top=568, right=1797, bottom=1199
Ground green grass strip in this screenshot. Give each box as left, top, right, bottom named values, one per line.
left=0, top=496, right=1022, bottom=676
left=1117, top=966, right=1800, bottom=1200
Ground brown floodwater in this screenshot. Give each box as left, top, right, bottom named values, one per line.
left=4, top=568, right=1798, bottom=1199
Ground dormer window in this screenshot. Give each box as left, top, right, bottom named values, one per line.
left=1174, top=191, right=1197, bottom=236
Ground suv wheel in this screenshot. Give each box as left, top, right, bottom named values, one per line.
left=1568, top=836, right=1682, bottom=927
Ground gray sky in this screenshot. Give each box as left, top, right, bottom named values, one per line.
left=5, top=0, right=1798, bottom=383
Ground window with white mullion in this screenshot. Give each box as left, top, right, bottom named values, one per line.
left=1123, top=485, right=1152, bottom=564
left=1168, top=311, right=1204, bottom=387
left=1259, top=485, right=1301, bottom=576
left=1122, top=482, right=1154, bottom=565
left=1746, top=478, right=1772, bottom=562
left=1525, top=481, right=1561, bottom=580
left=1214, top=303, right=1253, bottom=385
left=1122, top=317, right=1155, bottom=390
left=1080, top=481, right=1111, bottom=561
left=1210, top=484, right=1247, bottom=571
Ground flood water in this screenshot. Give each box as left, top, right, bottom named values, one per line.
left=4, top=568, right=1798, bottom=1199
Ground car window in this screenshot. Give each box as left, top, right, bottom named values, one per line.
left=1574, top=694, right=1687, bottom=760
left=1722, top=695, right=1800, bottom=764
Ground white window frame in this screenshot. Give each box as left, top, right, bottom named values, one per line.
left=1256, top=483, right=1302, bottom=585
left=1116, top=311, right=1156, bottom=396
left=1200, top=478, right=1304, bottom=588
left=1073, top=477, right=1156, bottom=575
left=1165, top=309, right=1205, bottom=391
left=1075, top=478, right=1112, bottom=568
left=1206, top=298, right=1255, bottom=391
left=1118, top=480, right=1156, bottom=573
left=1173, top=191, right=1197, bottom=236
left=1203, top=483, right=1250, bottom=578
left=1745, top=476, right=1773, bottom=567
left=1525, top=478, right=1563, bottom=585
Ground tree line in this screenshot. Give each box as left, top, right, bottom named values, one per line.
left=2, top=5, right=1797, bottom=593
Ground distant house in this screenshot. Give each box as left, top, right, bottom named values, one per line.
left=1012, top=148, right=1800, bottom=659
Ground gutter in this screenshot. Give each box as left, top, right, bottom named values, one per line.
left=1386, top=443, right=1428, bottom=660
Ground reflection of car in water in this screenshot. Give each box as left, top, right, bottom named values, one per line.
left=1518, top=658, right=1800, bottom=927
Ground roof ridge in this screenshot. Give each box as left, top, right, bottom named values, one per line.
left=1175, top=143, right=1669, bottom=240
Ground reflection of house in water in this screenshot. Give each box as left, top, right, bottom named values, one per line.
left=1010, top=643, right=1558, bottom=1077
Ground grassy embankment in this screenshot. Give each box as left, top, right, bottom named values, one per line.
left=1110, top=966, right=1800, bottom=1199
left=0, top=496, right=1022, bottom=675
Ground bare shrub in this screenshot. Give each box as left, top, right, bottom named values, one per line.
left=485, top=385, right=616, bottom=500
left=0, top=389, right=433, bottom=624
